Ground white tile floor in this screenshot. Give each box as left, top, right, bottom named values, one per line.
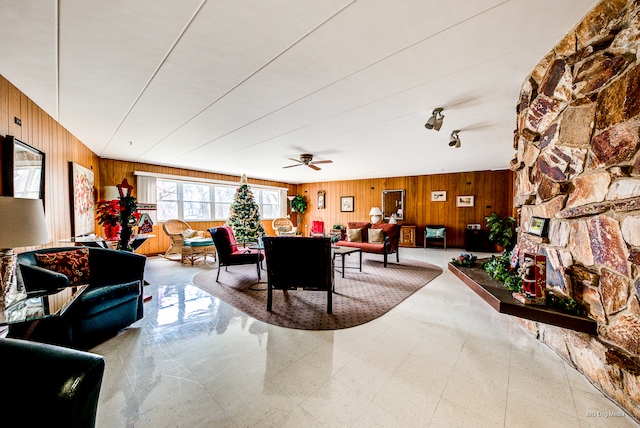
left=92, top=248, right=640, bottom=427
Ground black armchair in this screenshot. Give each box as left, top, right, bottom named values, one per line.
left=0, top=337, right=105, bottom=427
left=208, top=226, right=264, bottom=282
left=424, top=225, right=447, bottom=251
left=16, top=247, right=146, bottom=349
left=262, top=236, right=334, bottom=313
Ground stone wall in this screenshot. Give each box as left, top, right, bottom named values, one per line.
left=513, top=0, right=640, bottom=419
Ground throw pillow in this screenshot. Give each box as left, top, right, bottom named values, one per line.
left=35, top=248, right=91, bottom=287
left=368, top=228, right=384, bottom=244
left=426, top=228, right=445, bottom=239
left=347, top=228, right=362, bottom=243
left=182, top=228, right=198, bottom=239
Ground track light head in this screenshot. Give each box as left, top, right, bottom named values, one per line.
left=448, top=130, right=461, bottom=148
left=424, top=108, right=444, bottom=131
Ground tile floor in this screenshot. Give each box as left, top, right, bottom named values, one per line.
left=93, top=248, right=640, bottom=427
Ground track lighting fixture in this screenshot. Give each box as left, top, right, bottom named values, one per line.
left=448, top=130, right=461, bottom=148
left=424, top=108, right=444, bottom=131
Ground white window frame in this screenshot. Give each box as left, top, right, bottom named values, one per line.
left=134, top=171, right=287, bottom=222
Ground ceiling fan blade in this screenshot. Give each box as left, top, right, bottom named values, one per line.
left=308, top=164, right=321, bottom=171
left=283, top=163, right=303, bottom=169
left=310, top=160, right=332, bottom=165
left=287, top=158, right=302, bottom=163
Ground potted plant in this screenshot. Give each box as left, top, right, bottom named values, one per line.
left=289, top=195, right=307, bottom=234
left=289, top=195, right=307, bottom=213
left=485, top=212, right=516, bottom=252
left=96, top=199, right=121, bottom=240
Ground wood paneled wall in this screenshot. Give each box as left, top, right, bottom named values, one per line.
left=0, top=75, right=100, bottom=250
left=296, top=170, right=515, bottom=249
left=99, top=158, right=297, bottom=255
left=1, top=73, right=514, bottom=255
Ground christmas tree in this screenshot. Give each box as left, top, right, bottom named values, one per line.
left=227, top=174, right=265, bottom=243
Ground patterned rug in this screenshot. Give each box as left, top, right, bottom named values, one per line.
left=192, top=254, right=442, bottom=330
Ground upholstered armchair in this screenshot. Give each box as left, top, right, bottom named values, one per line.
left=162, top=219, right=216, bottom=265
left=16, top=247, right=146, bottom=349
left=272, top=217, right=297, bottom=236
left=208, top=226, right=264, bottom=282
left=262, top=236, right=333, bottom=313
left=0, top=337, right=105, bottom=427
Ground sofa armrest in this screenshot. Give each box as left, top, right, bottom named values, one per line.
left=0, top=338, right=105, bottom=427
left=18, top=263, right=70, bottom=293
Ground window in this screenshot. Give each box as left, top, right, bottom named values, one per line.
left=156, top=178, right=282, bottom=222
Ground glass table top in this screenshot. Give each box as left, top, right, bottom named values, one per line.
left=0, top=285, right=88, bottom=326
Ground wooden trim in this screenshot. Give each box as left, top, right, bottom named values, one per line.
left=448, top=262, right=597, bottom=335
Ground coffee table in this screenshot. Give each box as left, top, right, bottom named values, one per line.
left=332, top=246, right=362, bottom=278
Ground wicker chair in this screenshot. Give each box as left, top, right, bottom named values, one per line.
left=272, top=217, right=297, bottom=236
left=162, top=219, right=216, bottom=265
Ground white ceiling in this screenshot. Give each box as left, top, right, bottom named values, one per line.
left=0, top=0, right=598, bottom=184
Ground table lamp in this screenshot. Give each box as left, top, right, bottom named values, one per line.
left=0, top=197, right=49, bottom=307
left=369, top=207, right=383, bottom=224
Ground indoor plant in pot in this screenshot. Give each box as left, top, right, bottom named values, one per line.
left=485, top=212, right=516, bottom=252
left=289, top=195, right=307, bottom=234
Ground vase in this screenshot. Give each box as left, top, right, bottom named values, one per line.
left=104, top=223, right=122, bottom=241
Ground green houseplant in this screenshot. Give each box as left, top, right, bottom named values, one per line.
left=485, top=212, right=516, bottom=251
left=289, top=195, right=307, bottom=213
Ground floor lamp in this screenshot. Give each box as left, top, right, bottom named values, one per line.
left=0, top=197, right=49, bottom=307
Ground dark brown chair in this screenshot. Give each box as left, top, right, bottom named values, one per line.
left=208, top=226, right=264, bottom=282
left=262, top=236, right=334, bottom=313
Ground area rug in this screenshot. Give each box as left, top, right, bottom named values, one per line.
left=192, top=254, right=442, bottom=330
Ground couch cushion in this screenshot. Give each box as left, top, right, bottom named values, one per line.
left=347, top=228, right=362, bottom=242
left=182, top=228, right=198, bottom=239
left=347, top=222, right=371, bottom=242
left=336, top=240, right=385, bottom=254
left=185, top=237, right=214, bottom=247
left=35, top=248, right=91, bottom=287
left=78, top=280, right=140, bottom=318
left=426, top=227, right=445, bottom=239
left=368, top=228, right=384, bottom=244
left=372, top=223, right=400, bottom=251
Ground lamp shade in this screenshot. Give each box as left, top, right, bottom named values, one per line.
left=0, top=197, right=49, bottom=249
left=102, top=186, right=120, bottom=201
left=369, top=207, right=383, bottom=216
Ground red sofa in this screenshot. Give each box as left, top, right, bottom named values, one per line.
left=335, top=222, right=400, bottom=267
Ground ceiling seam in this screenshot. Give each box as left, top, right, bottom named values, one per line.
left=135, top=0, right=359, bottom=160
left=98, top=0, right=209, bottom=154
left=171, top=0, right=512, bottom=161
left=217, top=32, right=563, bottom=158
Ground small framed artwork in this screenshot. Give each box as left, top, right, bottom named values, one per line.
left=341, top=196, right=354, bottom=212
left=69, top=162, right=96, bottom=236
left=456, top=195, right=474, bottom=207
left=431, top=191, right=447, bottom=202
left=317, top=190, right=326, bottom=209
left=528, top=216, right=549, bottom=237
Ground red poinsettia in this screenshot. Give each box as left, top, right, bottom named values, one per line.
left=96, top=199, right=121, bottom=227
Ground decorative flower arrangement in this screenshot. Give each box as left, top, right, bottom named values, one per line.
left=451, top=252, right=477, bottom=267
left=96, top=199, right=121, bottom=227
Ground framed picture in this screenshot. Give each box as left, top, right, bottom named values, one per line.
left=456, top=195, right=474, bottom=207
left=431, top=191, right=446, bottom=202
left=69, top=162, right=96, bottom=236
left=341, top=196, right=354, bottom=212
left=528, top=216, right=549, bottom=237
left=1, top=135, right=46, bottom=200
left=317, top=190, right=326, bottom=209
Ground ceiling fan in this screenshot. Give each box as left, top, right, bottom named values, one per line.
left=283, top=154, right=333, bottom=171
